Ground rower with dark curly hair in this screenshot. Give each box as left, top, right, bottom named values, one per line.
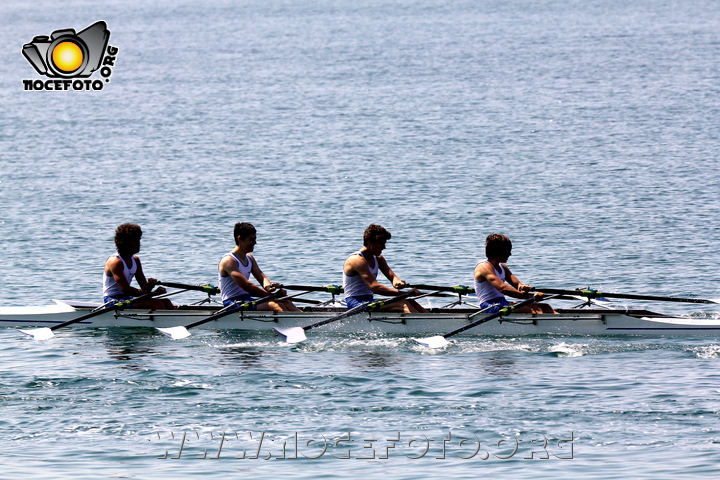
left=102, top=223, right=175, bottom=310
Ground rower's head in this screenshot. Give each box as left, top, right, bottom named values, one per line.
left=115, top=223, right=142, bottom=256
left=234, top=222, right=257, bottom=250
left=363, top=224, right=392, bottom=253
left=486, top=233, right=512, bottom=260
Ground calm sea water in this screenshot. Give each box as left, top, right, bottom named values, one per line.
left=1, top=0, right=720, bottom=478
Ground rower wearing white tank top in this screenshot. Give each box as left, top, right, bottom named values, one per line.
left=342, top=224, right=428, bottom=313
left=217, top=222, right=300, bottom=312
left=103, top=223, right=175, bottom=310
left=473, top=233, right=556, bottom=314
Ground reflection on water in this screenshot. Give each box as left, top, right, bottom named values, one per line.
left=217, top=346, right=266, bottom=372
left=101, top=328, right=158, bottom=369
left=349, top=351, right=401, bottom=371
left=478, top=355, right=520, bottom=378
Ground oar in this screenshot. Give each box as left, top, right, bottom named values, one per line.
left=274, top=291, right=416, bottom=344
left=414, top=296, right=538, bottom=349
left=283, top=284, right=452, bottom=299
left=19, top=291, right=159, bottom=340
left=156, top=291, right=282, bottom=339
left=408, top=284, right=475, bottom=295
left=283, top=284, right=344, bottom=294
left=157, top=281, right=220, bottom=295
left=534, top=287, right=720, bottom=304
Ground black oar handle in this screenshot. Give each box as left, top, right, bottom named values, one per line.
left=535, top=287, right=716, bottom=304
left=444, top=296, right=538, bottom=339
left=283, top=285, right=345, bottom=294
left=158, top=281, right=220, bottom=295
left=50, top=291, right=159, bottom=331
left=304, top=291, right=415, bottom=332
left=183, top=292, right=282, bottom=330
left=408, top=284, right=475, bottom=295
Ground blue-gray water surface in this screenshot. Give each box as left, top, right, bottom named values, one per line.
left=1, top=0, right=719, bottom=478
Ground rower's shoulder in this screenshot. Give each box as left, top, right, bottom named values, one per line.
left=344, top=252, right=368, bottom=271
left=104, top=255, right=121, bottom=273
left=474, top=260, right=491, bottom=271
left=106, top=254, right=133, bottom=267
left=474, top=260, right=495, bottom=279
left=218, top=253, right=238, bottom=269
left=344, top=251, right=363, bottom=263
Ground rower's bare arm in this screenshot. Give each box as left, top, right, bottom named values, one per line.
left=230, top=270, right=267, bottom=297
left=475, top=263, right=528, bottom=299
left=106, top=256, right=145, bottom=296
left=377, top=256, right=406, bottom=289
left=346, top=255, right=398, bottom=296
left=504, top=266, right=543, bottom=299
left=504, top=267, right=531, bottom=292
left=134, top=257, right=150, bottom=290
left=247, top=254, right=278, bottom=292
left=132, top=258, right=166, bottom=295
left=221, top=256, right=268, bottom=297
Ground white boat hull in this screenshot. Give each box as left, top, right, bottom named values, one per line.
left=1, top=300, right=720, bottom=336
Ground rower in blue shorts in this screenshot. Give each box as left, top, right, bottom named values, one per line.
left=342, top=224, right=427, bottom=313
left=218, top=222, right=300, bottom=312
left=103, top=223, right=175, bottom=310
left=474, top=233, right=555, bottom=314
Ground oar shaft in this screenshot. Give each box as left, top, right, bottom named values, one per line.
left=183, top=292, right=281, bottom=330
left=158, top=282, right=220, bottom=295
left=443, top=297, right=537, bottom=339
left=50, top=291, right=158, bottom=331
left=303, top=303, right=370, bottom=331
left=409, top=290, right=443, bottom=300
left=304, top=291, right=415, bottom=332
left=274, top=290, right=324, bottom=304
left=536, top=288, right=715, bottom=304
left=408, top=284, right=474, bottom=295
left=283, top=285, right=344, bottom=294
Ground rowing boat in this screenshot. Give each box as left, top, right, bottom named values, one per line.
left=2, top=300, right=720, bottom=336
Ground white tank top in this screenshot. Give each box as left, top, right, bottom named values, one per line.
left=219, top=252, right=254, bottom=302
left=343, top=251, right=378, bottom=297
left=103, top=254, right=137, bottom=297
left=474, top=261, right=507, bottom=303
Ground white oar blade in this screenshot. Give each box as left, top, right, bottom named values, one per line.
left=413, top=336, right=449, bottom=349
left=19, top=327, right=55, bottom=341
left=156, top=326, right=191, bottom=340
left=274, top=327, right=307, bottom=344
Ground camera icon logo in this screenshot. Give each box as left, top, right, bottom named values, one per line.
left=22, top=21, right=110, bottom=78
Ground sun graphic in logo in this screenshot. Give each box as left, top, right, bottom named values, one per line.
left=51, top=41, right=84, bottom=73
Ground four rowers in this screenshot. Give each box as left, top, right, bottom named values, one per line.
left=104, top=222, right=552, bottom=313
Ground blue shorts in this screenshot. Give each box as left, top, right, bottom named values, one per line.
left=103, top=295, right=133, bottom=305
left=479, top=298, right=510, bottom=313
left=223, top=293, right=258, bottom=310
left=345, top=294, right=373, bottom=309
